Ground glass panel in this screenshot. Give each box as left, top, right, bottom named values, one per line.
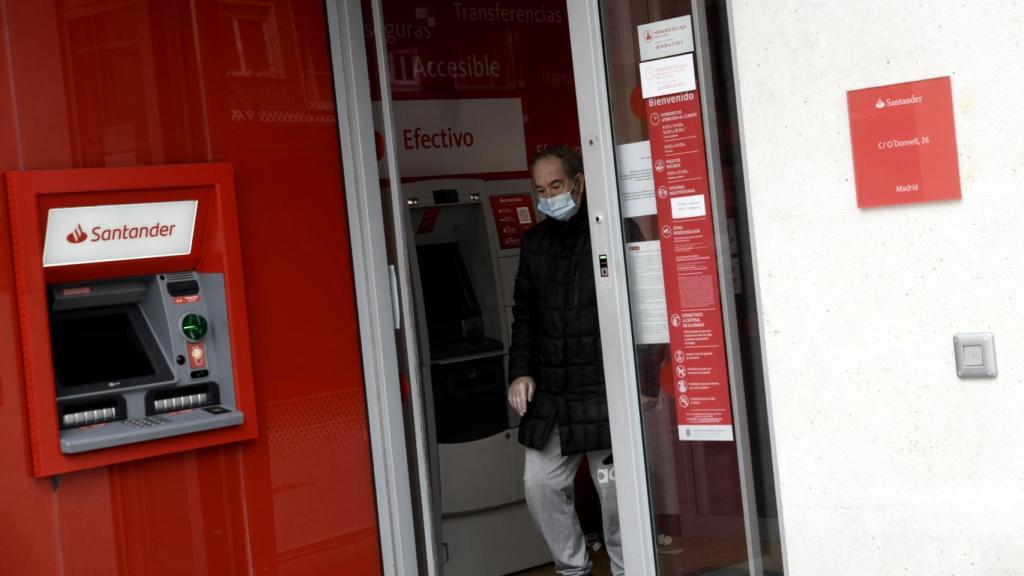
left=359, top=3, right=440, bottom=572
left=362, top=1, right=605, bottom=574
left=598, top=1, right=784, bottom=574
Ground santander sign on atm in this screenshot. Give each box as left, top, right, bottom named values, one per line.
left=65, top=221, right=179, bottom=244
left=43, top=200, right=198, bottom=267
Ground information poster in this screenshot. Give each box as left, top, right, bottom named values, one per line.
left=637, top=16, right=694, bottom=62
left=625, top=241, right=669, bottom=345
left=639, top=53, right=696, bottom=99
left=615, top=141, right=656, bottom=217
left=489, top=194, right=535, bottom=249
left=644, top=87, right=735, bottom=442
left=847, top=76, right=961, bottom=208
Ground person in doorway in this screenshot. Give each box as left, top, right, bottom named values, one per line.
left=507, top=145, right=624, bottom=576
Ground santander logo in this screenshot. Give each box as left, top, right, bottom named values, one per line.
left=64, top=222, right=178, bottom=245
left=66, top=224, right=87, bottom=244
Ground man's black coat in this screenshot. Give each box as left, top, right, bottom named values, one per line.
left=509, top=204, right=610, bottom=455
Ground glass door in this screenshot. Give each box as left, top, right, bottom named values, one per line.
left=326, top=1, right=432, bottom=574
left=348, top=1, right=572, bottom=575
left=566, top=1, right=785, bottom=574
left=361, top=1, right=445, bottom=571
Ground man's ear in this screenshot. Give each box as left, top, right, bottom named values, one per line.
left=574, top=173, right=586, bottom=202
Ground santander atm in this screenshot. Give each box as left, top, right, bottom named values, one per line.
left=5, top=163, right=256, bottom=478
left=403, top=178, right=550, bottom=575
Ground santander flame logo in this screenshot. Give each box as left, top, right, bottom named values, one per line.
left=66, top=224, right=87, bottom=244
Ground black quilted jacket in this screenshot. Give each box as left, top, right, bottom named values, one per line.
left=509, top=204, right=610, bottom=455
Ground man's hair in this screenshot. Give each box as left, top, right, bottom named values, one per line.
left=530, top=144, right=584, bottom=180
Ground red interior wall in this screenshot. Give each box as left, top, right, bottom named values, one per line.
left=0, top=1, right=382, bottom=575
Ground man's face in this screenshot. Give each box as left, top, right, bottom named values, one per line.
left=532, top=156, right=583, bottom=204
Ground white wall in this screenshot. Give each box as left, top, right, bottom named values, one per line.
left=730, top=2, right=1024, bottom=574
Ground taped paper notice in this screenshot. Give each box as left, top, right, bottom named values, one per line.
left=616, top=141, right=656, bottom=218
left=625, top=241, right=669, bottom=345
left=639, top=54, right=696, bottom=99
left=637, top=16, right=694, bottom=62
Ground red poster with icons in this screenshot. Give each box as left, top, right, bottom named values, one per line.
left=645, top=90, right=734, bottom=442
left=489, top=194, right=536, bottom=249
left=848, top=76, right=961, bottom=208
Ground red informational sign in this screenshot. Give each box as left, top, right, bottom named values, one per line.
left=645, top=89, right=734, bottom=442
left=847, top=76, right=961, bottom=208
left=489, top=194, right=536, bottom=249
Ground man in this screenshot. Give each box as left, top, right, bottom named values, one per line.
left=507, top=145, right=623, bottom=576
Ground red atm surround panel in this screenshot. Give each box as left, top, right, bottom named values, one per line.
left=4, top=163, right=257, bottom=477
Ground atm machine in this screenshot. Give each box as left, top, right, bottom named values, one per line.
left=403, top=178, right=550, bottom=575
left=4, top=163, right=256, bottom=478
left=48, top=272, right=243, bottom=454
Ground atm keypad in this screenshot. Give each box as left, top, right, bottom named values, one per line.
left=121, top=416, right=171, bottom=429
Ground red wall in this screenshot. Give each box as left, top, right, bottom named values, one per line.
left=0, top=1, right=382, bottom=574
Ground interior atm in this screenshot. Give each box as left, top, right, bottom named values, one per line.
left=403, top=179, right=550, bottom=575
left=5, top=163, right=257, bottom=478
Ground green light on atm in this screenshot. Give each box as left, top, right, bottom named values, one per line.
left=181, top=313, right=208, bottom=341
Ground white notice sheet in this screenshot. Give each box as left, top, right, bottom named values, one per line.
left=639, top=53, right=696, bottom=99
left=626, top=240, right=669, bottom=344
left=615, top=141, right=656, bottom=218
left=670, top=194, right=706, bottom=219
left=637, top=16, right=694, bottom=62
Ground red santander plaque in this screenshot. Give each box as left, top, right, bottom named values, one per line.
left=847, top=76, right=961, bottom=208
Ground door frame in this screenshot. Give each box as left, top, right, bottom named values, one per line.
left=325, top=1, right=425, bottom=574
left=561, top=1, right=659, bottom=573
left=326, top=0, right=783, bottom=574
left=565, top=0, right=767, bottom=574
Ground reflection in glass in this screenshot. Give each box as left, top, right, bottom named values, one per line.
left=0, top=0, right=383, bottom=573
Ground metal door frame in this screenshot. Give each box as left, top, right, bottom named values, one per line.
left=325, top=1, right=430, bottom=574
left=562, top=1, right=658, bottom=574
left=327, top=0, right=785, bottom=574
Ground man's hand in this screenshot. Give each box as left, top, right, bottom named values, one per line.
left=508, top=376, right=535, bottom=416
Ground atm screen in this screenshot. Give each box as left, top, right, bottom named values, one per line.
left=50, top=305, right=166, bottom=390
left=417, top=243, right=481, bottom=322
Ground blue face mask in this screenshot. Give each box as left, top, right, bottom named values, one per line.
left=537, top=185, right=579, bottom=221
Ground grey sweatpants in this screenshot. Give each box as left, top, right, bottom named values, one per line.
left=523, top=429, right=624, bottom=576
